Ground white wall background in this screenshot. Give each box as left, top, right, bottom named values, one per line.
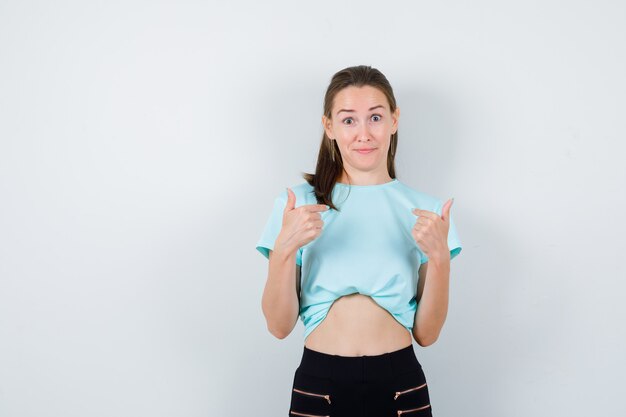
left=1, top=1, right=624, bottom=416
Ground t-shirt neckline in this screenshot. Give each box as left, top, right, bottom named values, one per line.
left=333, top=178, right=399, bottom=189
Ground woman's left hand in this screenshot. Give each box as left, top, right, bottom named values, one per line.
left=411, top=198, right=454, bottom=261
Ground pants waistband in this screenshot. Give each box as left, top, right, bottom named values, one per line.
left=297, top=344, right=421, bottom=383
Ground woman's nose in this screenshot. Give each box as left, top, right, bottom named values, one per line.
left=357, top=123, right=371, bottom=141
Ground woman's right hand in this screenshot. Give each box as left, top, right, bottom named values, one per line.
left=274, top=187, right=329, bottom=256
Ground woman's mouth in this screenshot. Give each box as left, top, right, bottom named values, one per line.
left=355, top=148, right=376, bottom=154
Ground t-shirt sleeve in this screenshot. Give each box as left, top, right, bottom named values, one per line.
left=255, top=190, right=303, bottom=266
left=419, top=199, right=463, bottom=264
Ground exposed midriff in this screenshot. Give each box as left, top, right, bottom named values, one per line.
left=303, top=292, right=413, bottom=356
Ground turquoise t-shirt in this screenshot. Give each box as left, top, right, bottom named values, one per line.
left=256, top=178, right=462, bottom=341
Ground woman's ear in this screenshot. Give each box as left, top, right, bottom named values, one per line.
left=322, top=115, right=334, bottom=139
left=392, top=107, right=400, bottom=134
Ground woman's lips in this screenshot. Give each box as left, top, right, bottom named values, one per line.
left=355, top=148, right=376, bottom=154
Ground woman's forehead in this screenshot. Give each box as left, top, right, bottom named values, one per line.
left=332, top=86, right=389, bottom=114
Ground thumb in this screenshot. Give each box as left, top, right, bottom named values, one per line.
left=284, top=187, right=296, bottom=212
left=441, top=198, right=453, bottom=222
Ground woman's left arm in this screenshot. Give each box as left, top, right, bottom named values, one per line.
left=410, top=198, right=454, bottom=347
left=412, top=254, right=451, bottom=347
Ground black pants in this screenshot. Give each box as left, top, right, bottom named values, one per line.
left=289, top=344, right=433, bottom=417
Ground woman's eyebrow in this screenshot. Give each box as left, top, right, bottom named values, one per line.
left=336, top=105, right=385, bottom=116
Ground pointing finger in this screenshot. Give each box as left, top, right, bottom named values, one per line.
left=412, top=208, right=437, bottom=219
left=306, top=204, right=330, bottom=212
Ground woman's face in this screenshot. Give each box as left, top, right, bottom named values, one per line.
left=322, top=85, right=400, bottom=181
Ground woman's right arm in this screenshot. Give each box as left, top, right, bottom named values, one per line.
left=261, top=245, right=300, bottom=339
left=260, top=188, right=328, bottom=339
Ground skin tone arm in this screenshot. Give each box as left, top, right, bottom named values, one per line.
left=261, top=188, right=328, bottom=339
left=261, top=249, right=300, bottom=339
left=410, top=198, right=454, bottom=347
left=412, top=255, right=451, bottom=347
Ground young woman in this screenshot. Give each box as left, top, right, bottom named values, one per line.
left=256, top=65, right=462, bottom=417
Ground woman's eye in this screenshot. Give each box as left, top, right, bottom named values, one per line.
left=371, top=114, right=382, bottom=122
left=343, top=118, right=354, bottom=125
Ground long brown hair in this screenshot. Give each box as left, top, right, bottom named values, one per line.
left=302, top=65, right=399, bottom=211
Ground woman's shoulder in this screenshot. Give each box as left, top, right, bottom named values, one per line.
left=289, top=181, right=315, bottom=194
left=394, top=180, right=444, bottom=210
left=271, top=181, right=317, bottom=204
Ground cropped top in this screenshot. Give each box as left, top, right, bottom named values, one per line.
left=255, top=178, right=462, bottom=341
